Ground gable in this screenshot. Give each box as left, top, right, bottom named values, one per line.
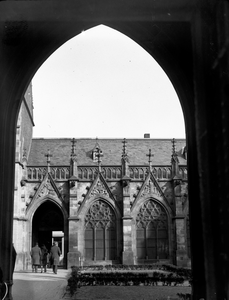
left=131, top=170, right=170, bottom=211
left=26, top=172, right=63, bottom=211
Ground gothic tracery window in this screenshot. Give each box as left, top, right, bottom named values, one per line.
left=136, top=200, right=168, bottom=260
left=85, top=200, right=116, bottom=261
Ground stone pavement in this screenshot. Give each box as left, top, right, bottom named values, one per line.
left=12, top=269, right=191, bottom=300
left=12, top=268, right=70, bottom=300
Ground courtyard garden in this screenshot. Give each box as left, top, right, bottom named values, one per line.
left=65, top=264, right=192, bottom=299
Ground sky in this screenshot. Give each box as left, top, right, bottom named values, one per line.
left=32, top=25, right=185, bottom=139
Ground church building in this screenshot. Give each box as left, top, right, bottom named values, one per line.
left=13, top=84, right=189, bottom=270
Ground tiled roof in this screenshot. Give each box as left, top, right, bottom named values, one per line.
left=28, top=138, right=187, bottom=166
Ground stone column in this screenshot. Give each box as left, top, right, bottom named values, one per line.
left=171, top=139, right=189, bottom=266
left=67, top=178, right=81, bottom=268
left=67, top=139, right=81, bottom=268
left=173, top=180, right=189, bottom=266
left=0, top=89, right=19, bottom=299
left=121, top=139, right=134, bottom=265
left=122, top=178, right=134, bottom=264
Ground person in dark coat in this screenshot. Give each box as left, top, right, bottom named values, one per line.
left=50, top=242, right=61, bottom=274
left=40, top=244, right=48, bottom=273
left=30, top=242, right=41, bottom=273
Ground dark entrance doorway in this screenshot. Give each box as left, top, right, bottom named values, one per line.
left=32, top=201, right=64, bottom=255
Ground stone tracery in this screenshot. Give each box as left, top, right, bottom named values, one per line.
left=136, top=200, right=167, bottom=228
left=85, top=200, right=115, bottom=228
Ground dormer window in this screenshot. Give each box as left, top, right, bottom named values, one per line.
left=92, top=146, right=103, bottom=163
left=92, top=147, right=103, bottom=162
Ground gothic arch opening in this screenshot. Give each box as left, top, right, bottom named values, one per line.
left=32, top=24, right=185, bottom=139
left=84, top=200, right=117, bottom=262
left=136, top=199, right=169, bottom=262
left=32, top=201, right=65, bottom=263
left=1, top=3, right=218, bottom=299
left=14, top=23, right=189, bottom=272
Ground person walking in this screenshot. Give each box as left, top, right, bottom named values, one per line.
left=49, top=242, right=61, bottom=274
left=40, top=244, right=48, bottom=273
left=30, top=242, right=41, bottom=273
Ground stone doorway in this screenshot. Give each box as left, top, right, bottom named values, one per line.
left=32, top=201, right=65, bottom=265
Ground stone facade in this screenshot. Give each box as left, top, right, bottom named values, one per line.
left=13, top=88, right=189, bottom=270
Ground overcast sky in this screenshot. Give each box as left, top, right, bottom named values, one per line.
left=32, top=25, right=185, bottom=139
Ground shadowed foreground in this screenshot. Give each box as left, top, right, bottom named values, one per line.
left=12, top=269, right=191, bottom=300
left=73, top=285, right=191, bottom=300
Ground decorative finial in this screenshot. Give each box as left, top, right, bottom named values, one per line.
left=146, top=149, right=154, bottom=166
left=45, top=149, right=52, bottom=163
left=122, top=138, right=127, bottom=159
left=172, top=138, right=176, bottom=155
left=71, top=138, right=77, bottom=159
left=96, top=147, right=102, bottom=172
left=45, top=149, right=52, bottom=172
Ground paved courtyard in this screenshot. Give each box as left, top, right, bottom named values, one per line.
left=12, top=269, right=191, bottom=300
left=12, top=269, right=69, bottom=300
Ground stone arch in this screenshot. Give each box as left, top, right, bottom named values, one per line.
left=26, top=196, right=68, bottom=268
left=26, top=195, right=68, bottom=221
left=78, top=194, right=122, bottom=221
left=132, top=197, right=173, bottom=263
left=0, top=3, right=210, bottom=299
left=132, top=193, right=173, bottom=219
left=80, top=196, right=122, bottom=264
left=136, top=199, right=169, bottom=261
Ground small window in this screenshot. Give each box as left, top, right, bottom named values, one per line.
left=92, top=147, right=103, bottom=163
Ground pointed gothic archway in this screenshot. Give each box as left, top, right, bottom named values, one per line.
left=84, top=199, right=117, bottom=263
left=32, top=201, right=66, bottom=266
left=136, top=199, right=169, bottom=262
left=0, top=2, right=218, bottom=299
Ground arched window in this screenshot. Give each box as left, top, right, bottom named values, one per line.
left=136, top=200, right=168, bottom=260
left=84, top=200, right=116, bottom=261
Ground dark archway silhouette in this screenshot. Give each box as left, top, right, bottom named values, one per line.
left=0, top=1, right=227, bottom=300
left=32, top=201, right=64, bottom=253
